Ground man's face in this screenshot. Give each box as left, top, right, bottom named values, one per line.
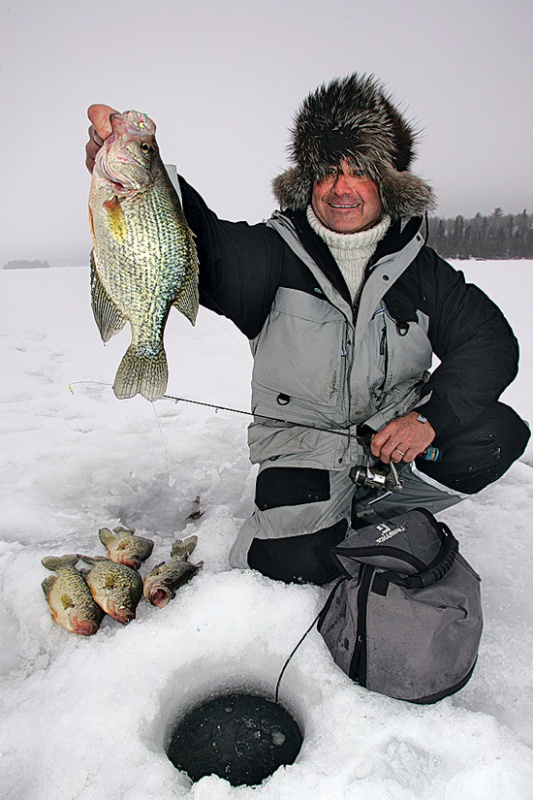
left=311, top=159, right=383, bottom=233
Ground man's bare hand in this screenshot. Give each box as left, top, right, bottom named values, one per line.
left=85, top=104, right=119, bottom=173
left=370, top=411, right=436, bottom=464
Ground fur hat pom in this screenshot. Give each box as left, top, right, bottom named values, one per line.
left=273, top=73, right=435, bottom=220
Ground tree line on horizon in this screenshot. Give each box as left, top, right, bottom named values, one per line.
left=3, top=208, right=533, bottom=268
left=427, top=209, right=532, bottom=260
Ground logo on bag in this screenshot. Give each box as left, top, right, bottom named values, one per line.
left=375, top=523, right=405, bottom=544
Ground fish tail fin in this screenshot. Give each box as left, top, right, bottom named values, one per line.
left=113, top=345, right=168, bottom=401
left=41, top=554, right=80, bottom=572
left=171, top=535, right=198, bottom=561
left=98, top=527, right=116, bottom=547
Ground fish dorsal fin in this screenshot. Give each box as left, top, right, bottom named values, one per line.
left=90, top=250, right=128, bottom=342
left=77, top=554, right=107, bottom=566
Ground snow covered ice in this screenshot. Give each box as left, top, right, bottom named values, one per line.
left=1, top=261, right=533, bottom=799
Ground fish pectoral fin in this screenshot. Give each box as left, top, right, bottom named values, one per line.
left=172, top=271, right=199, bottom=326
left=90, top=250, right=128, bottom=342
left=60, top=593, right=75, bottom=610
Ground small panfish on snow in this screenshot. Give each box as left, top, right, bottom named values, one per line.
left=41, top=555, right=104, bottom=636
left=78, top=555, right=143, bottom=624
left=88, top=109, right=199, bottom=401
left=143, top=536, right=202, bottom=608
left=99, top=525, right=154, bottom=570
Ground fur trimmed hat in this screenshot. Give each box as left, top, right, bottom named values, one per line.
left=273, top=74, right=435, bottom=219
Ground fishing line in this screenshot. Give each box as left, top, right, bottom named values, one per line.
left=68, top=381, right=250, bottom=452
left=274, top=577, right=346, bottom=704
left=151, top=401, right=172, bottom=473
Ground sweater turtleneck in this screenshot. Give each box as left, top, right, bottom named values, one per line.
left=306, top=206, right=391, bottom=303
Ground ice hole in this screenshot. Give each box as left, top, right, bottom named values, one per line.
left=165, top=691, right=303, bottom=787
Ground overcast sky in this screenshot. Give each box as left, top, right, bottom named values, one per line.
left=1, top=0, right=532, bottom=265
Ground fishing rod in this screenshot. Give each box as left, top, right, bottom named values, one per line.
left=161, top=391, right=353, bottom=439
left=162, top=392, right=441, bottom=464
left=68, top=383, right=441, bottom=463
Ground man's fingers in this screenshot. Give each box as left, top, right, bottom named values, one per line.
left=370, top=413, right=436, bottom=464
left=85, top=104, right=119, bottom=174
left=87, top=104, right=119, bottom=140
left=88, top=124, right=104, bottom=147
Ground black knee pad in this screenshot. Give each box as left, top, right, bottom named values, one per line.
left=417, top=402, right=530, bottom=494
left=247, top=520, right=348, bottom=585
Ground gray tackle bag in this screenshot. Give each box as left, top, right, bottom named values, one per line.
left=317, top=507, right=483, bottom=703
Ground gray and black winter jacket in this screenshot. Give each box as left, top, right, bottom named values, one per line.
left=179, top=177, right=520, bottom=471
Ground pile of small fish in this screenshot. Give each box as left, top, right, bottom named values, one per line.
left=41, top=526, right=202, bottom=636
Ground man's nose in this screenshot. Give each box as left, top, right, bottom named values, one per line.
left=332, top=172, right=353, bottom=194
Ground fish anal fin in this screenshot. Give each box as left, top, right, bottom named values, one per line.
left=172, top=277, right=199, bottom=326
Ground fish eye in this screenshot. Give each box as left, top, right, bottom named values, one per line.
left=140, top=142, right=153, bottom=155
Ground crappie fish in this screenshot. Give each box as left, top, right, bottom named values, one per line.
left=99, top=525, right=154, bottom=570
left=41, top=554, right=103, bottom=636
left=88, top=109, right=199, bottom=401
left=78, top=555, right=143, bottom=624
left=143, top=536, right=202, bottom=608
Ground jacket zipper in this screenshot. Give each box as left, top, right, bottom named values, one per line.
left=349, top=563, right=374, bottom=685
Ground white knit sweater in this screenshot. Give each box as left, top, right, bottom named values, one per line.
left=306, top=206, right=391, bottom=303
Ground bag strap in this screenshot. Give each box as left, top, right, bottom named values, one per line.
left=378, top=521, right=459, bottom=589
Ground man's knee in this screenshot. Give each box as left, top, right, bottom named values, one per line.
left=243, top=465, right=351, bottom=585
left=247, top=520, right=348, bottom=585
left=416, top=402, right=530, bottom=494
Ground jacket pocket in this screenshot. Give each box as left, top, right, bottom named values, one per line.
left=252, top=288, right=347, bottom=408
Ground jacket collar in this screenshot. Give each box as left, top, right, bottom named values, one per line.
left=282, top=209, right=425, bottom=304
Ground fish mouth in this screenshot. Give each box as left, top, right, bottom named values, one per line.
left=150, top=588, right=172, bottom=608
left=113, top=607, right=136, bottom=624
left=72, top=617, right=100, bottom=636
left=98, top=156, right=138, bottom=194
left=118, top=556, right=142, bottom=571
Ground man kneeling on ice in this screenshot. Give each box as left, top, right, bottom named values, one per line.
left=85, top=73, right=530, bottom=585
